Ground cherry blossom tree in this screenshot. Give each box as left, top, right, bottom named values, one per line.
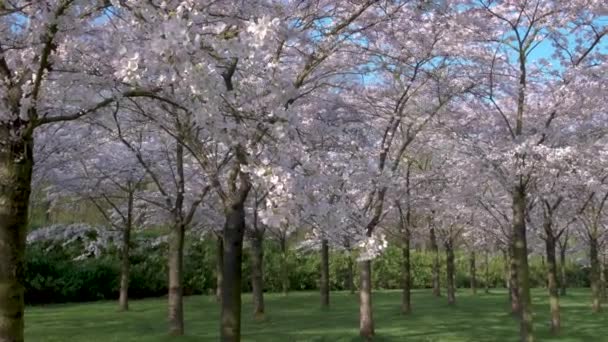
left=106, top=1, right=384, bottom=339
left=446, top=1, right=607, bottom=339
left=341, top=3, right=472, bottom=334
left=0, top=1, right=605, bottom=342
left=0, top=2, right=165, bottom=340
left=41, top=125, right=149, bottom=312
left=110, top=107, right=209, bottom=335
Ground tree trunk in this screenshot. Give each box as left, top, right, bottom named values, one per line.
left=544, top=230, right=560, bottom=334
left=430, top=226, right=441, bottom=297
left=401, top=230, right=411, bottom=314
left=513, top=185, right=533, bottom=341
left=359, top=259, right=374, bottom=340
left=220, top=202, right=246, bottom=342
left=346, top=251, right=355, bottom=294
left=600, top=254, right=607, bottom=303
left=470, top=251, right=477, bottom=295
left=250, top=231, right=265, bottom=320
left=541, top=256, right=546, bottom=287
left=590, top=234, right=601, bottom=313
left=168, top=223, right=185, bottom=335
left=446, top=241, right=456, bottom=306
left=118, top=191, right=134, bottom=312
left=118, top=238, right=130, bottom=311
left=503, top=249, right=509, bottom=288
left=216, top=234, right=224, bottom=302
left=484, top=250, right=490, bottom=294
left=280, top=237, right=289, bottom=296
left=0, top=133, right=33, bottom=342
left=508, top=243, right=521, bottom=315
left=320, top=239, right=330, bottom=308
left=559, top=244, right=567, bottom=296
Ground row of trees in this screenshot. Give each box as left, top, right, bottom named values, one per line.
left=0, top=1, right=606, bottom=341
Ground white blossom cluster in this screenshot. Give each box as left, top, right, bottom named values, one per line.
left=27, top=224, right=120, bottom=260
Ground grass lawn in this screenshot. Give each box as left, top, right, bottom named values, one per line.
left=25, top=288, right=608, bottom=341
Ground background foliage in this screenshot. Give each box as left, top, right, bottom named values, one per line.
left=24, top=237, right=589, bottom=305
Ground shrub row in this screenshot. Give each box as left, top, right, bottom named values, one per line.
left=24, top=240, right=590, bottom=304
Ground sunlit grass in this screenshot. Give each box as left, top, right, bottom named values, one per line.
left=26, top=288, right=608, bottom=341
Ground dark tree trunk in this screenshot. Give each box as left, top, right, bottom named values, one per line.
left=216, top=234, right=224, bottom=302
left=280, top=237, right=289, bottom=296
left=446, top=241, right=456, bottom=306
left=399, top=166, right=412, bottom=314
left=559, top=245, right=567, bottom=296
left=168, top=223, right=185, bottom=335
left=346, top=251, right=355, bottom=294
left=469, top=251, right=477, bottom=295
left=0, top=133, right=33, bottom=342
left=503, top=249, right=509, bottom=289
left=557, top=231, right=570, bottom=297
left=359, top=260, right=374, bottom=340
left=430, top=226, right=441, bottom=297
left=544, top=228, right=560, bottom=333
left=118, top=230, right=131, bottom=311
left=220, top=202, right=247, bottom=342
left=541, top=256, right=546, bottom=287
left=401, top=230, right=411, bottom=314
left=513, top=185, right=533, bottom=341
left=485, top=250, right=490, bottom=294
left=118, top=191, right=134, bottom=312
left=589, top=234, right=602, bottom=313
left=508, top=243, right=521, bottom=315
left=600, top=254, right=607, bottom=303
left=320, top=239, right=330, bottom=308
left=250, top=231, right=265, bottom=320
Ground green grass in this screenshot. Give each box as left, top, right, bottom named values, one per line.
left=26, top=289, right=608, bottom=341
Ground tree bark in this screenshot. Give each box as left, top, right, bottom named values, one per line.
left=250, top=231, right=265, bottom=320
left=0, top=133, right=33, bottom=342
left=168, top=223, right=185, bottom=335
left=346, top=251, right=355, bottom=294
left=216, top=234, right=224, bottom=303
left=600, top=254, right=607, bottom=303
left=484, top=250, right=490, bottom=294
left=430, top=226, right=441, bottom=297
left=544, top=229, right=560, bottom=333
left=446, top=241, right=456, bottom=306
left=557, top=230, right=569, bottom=296
left=470, top=251, right=477, bottom=295
left=401, top=230, right=411, bottom=314
left=359, top=260, right=374, bottom=340
left=508, top=243, right=521, bottom=315
left=280, top=237, right=289, bottom=296
left=399, top=166, right=412, bottom=314
left=220, top=202, right=246, bottom=342
left=118, top=191, right=134, bottom=312
left=503, top=249, right=509, bottom=289
left=320, top=239, right=330, bottom=308
left=118, top=230, right=131, bottom=311
left=541, top=256, right=546, bottom=287
left=513, top=185, right=533, bottom=341
left=589, top=234, right=602, bottom=313
left=559, top=243, right=567, bottom=296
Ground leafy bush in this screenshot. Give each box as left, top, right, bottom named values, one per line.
left=24, top=237, right=592, bottom=305
left=25, top=246, right=119, bottom=304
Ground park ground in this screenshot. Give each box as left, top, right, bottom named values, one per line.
left=26, top=289, right=608, bottom=341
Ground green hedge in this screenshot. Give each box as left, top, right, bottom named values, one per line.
left=24, top=240, right=590, bottom=305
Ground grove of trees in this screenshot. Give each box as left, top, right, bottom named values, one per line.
left=0, top=1, right=606, bottom=342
